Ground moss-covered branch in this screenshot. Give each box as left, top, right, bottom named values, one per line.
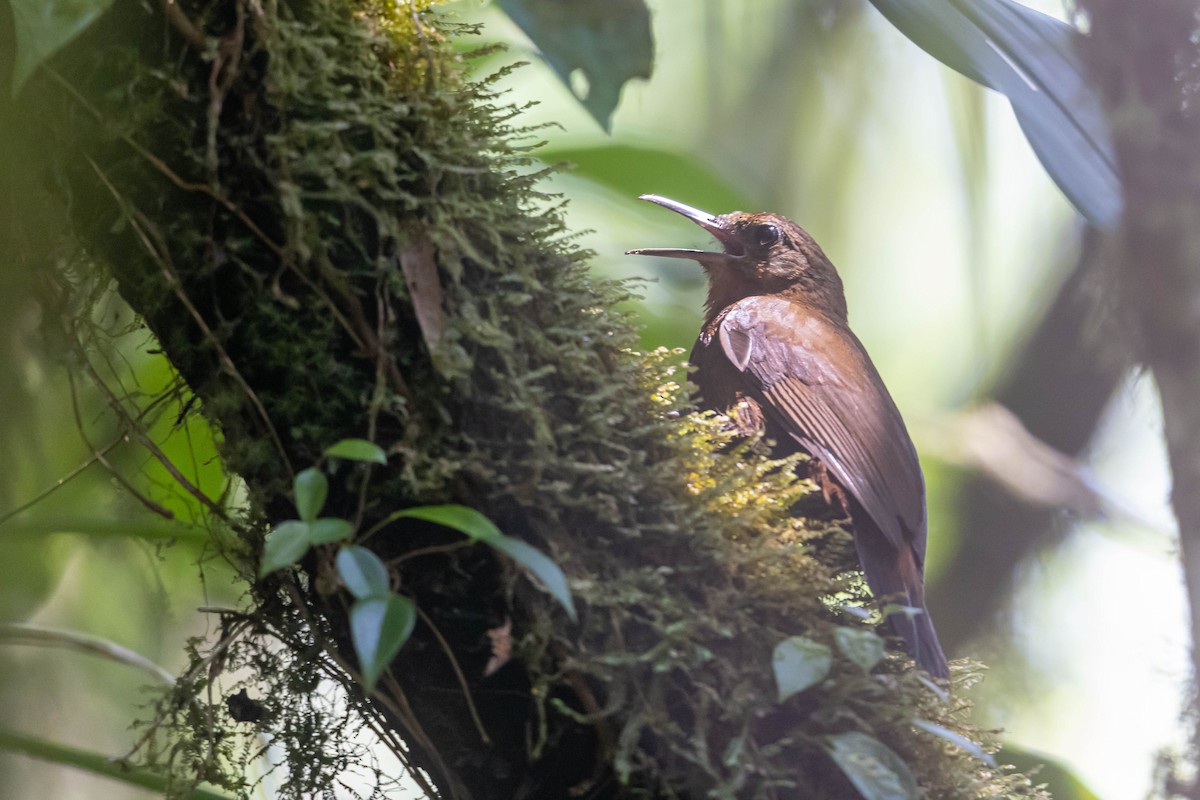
left=4, top=0, right=1045, bottom=797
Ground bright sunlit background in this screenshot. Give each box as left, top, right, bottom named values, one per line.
left=0, top=1, right=1189, bottom=798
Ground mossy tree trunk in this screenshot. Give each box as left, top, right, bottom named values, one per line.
left=4, top=1, right=1044, bottom=798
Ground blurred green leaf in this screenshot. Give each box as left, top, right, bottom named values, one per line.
left=834, top=626, right=885, bottom=673
left=259, top=520, right=310, bottom=577
left=350, top=594, right=416, bottom=692
left=0, top=728, right=232, bottom=799
left=497, top=0, right=652, bottom=131
left=867, top=0, right=1121, bottom=226
left=772, top=635, right=831, bottom=701
left=309, top=517, right=355, bottom=545
left=826, top=731, right=919, bottom=800
left=391, top=504, right=577, bottom=621
left=323, top=438, right=387, bottom=465
left=336, top=545, right=390, bottom=599
left=1000, top=746, right=1101, bottom=800
left=539, top=143, right=754, bottom=213
left=9, top=0, right=115, bottom=95
left=912, top=718, right=996, bottom=767
left=293, top=468, right=328, bottom=523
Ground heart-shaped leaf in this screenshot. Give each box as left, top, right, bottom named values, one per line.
left=834, top=627, right=885, bottom=673
left=293, top=468, right=328, bottom=523
left=772, top=636, right=832, bottom=702
left=337, top=545, right=390, bottom=600
left=350, top=594, right=416, bottom=692
left=259, top=520, right=311, bottom=577
left=826, top=731, right=919, bottom=800
left=323, top=439, right=387, bottom=465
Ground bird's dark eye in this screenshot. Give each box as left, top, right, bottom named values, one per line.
left=755, top=224, right=780, bottom=248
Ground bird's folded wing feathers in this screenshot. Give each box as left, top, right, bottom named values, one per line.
left=718, top=297, right=926, bottom=559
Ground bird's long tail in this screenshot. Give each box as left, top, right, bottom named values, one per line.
left=854, top=532, right=949, bottom=679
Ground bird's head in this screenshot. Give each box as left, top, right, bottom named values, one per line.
left=627, top=194, right=847, bottom=322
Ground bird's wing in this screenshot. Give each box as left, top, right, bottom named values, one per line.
left=717, top=296, right=926, bottom=559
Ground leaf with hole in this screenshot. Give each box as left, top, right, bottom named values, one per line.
left=350, top=594, right=416, bottom=693
left=391, top=505, right=577, bottom=621
left=496, top=0, right=653, bottom=131
left=337, top=545, right=390, bottom=599
left=826, top=731, right=919, bottom=800
left=323, top=439, right=387, bottom=465
left=308, top=518, right=355, bottom=545
left=772, top=636, right=832, bottom=701
left=834, top=627, right=885, bottom=673
left=912, top=719, right=997, bottom=767
left=293, top=468, right=328, bottom=523
left=9, top=0, right=115, bottom=95
left=259, top=521, right=311, bottom=577
left=867, top=0, right=1121, bottom=227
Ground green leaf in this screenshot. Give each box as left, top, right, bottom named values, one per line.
left=9, top=0, right=115, bottom=95
left=259, top=520, right=311, bottom=577
left=912, top=719, right=996, bottom=767
left=1000, top=746, right=1101, bottom=800
left=350, top=594, right=416, bottom=692
left=391, top=505, right=577, bottom=621
left=772, top=636, right=832, bottom=701
left=337, top=545, right=391, bottom=599
left=834, top=627, right=885, bottom=673
left=867, top=0, right=1121, bottom=227
left=309, top=518, right=355, bottom=545
left=496, top=0, right=653, bottom=131
left=293, top=468, right=328, bottom=523
left=323, top=439, right=387, bottom=465
left=826, top=731, right=919, bottom=800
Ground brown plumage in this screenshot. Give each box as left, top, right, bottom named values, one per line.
left=628, top=194, right=948, bottom=679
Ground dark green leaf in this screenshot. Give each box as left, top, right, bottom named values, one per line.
left=323, top=439, right=387, bottom=465
left=336, top=545, right=390, bottom=599
left=9, top=0, right=115, bottom=95
left=772, top=636, right=831, bottom=701
left=912, top=719, right=996, bottom=767
left=496, top=0, right=653, bottom=131
left=309, top=517, right=355, bottom=545
left=350, top=594, right=416, bottom=692
left=826, top=731, right=919, bottom=800
left=834, top=627, right=885, bottom=673
left=391, top=505, right=577, bottom=621
left=293, top=468, right=328, bottom=523
left=1000, top=746, right=1101, bottom=800
left=259, top=521, right=311, bottom=577
left=867, top=0, right=1121, bottom=226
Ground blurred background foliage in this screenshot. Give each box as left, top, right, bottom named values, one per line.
left=0, top=0, right=1187, bottom=798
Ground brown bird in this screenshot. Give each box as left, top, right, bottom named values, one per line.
left=628, top=194, right=948, bottom=679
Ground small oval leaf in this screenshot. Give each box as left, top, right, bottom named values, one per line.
left=392, top=505, right=576, bottom=621
left=337, top=545, right=391, bottom=600
left=259, top=520, right=311, bottom=577
left=826, top=731, right=919, bottom=800
left=772, top=636, right=832, bottom=701
left=912, top=719, right=997, bottom=767
left=323, top=439, right=387, bottom=465
left=294, top=468, right=328, bottom=523
left=834, top=627, right=885, bottom=673
left=350, top=594, right=416, bottom=692
left=309, top=518, right=355, bottom=545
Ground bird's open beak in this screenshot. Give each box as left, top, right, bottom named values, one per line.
left=626, top=194, right=744, bottom=265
